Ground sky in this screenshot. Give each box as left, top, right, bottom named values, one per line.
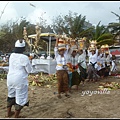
left=0, top=1, right=120, bottom=27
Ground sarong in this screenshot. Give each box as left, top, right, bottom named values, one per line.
left=104, top=65, right=110, bottom=77
left=71, top=71, right=81, bottom=86
left=56, top=70, right=69, bottom=94
left=79, top=65, right=87, bottom=80
left=87, top=64, right=100, bottom=80
left=68, top=72, right=72, bottom=88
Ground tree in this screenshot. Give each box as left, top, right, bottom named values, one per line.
left=0, top=15, right=56, bottom=53
left=0, top=19, right=33, bottom=52
left=90, top=21, right=114, bottom=46
left=0, top=20, right=15, bottom=53
left=52, top=11, right=94, bottom=39
left=107, top=22, right=120, bottom=45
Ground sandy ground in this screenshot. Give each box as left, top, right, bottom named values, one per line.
left=0, top=67, right=120, bottom=118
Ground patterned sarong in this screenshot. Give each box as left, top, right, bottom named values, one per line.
left=71, top=71, right=81, bottom=86
left=87, top=64, right=100, bottom=80
left=56, top=70, right=69, bottom=93
left=79, top=65, right=87, bottom=80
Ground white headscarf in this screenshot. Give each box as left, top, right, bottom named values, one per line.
left=15, top=39, right=25, bottom=47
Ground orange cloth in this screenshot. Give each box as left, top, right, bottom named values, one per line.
left=66, top=63, right=73, bottom=72
left=71, top=64, right=79, bottom=72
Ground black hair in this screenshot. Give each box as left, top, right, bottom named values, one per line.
left=14, top=47, right=25, bottom=53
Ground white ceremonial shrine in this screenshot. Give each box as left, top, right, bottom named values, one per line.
left=27, top=31, right=57, bottom=75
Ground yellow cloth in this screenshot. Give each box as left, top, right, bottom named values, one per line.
left=57, top=63, right=73, bottom=72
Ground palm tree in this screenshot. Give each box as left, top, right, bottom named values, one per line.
left=91, top=21, right=114, bottom=46
left=52, top=11, right=94, bottom=39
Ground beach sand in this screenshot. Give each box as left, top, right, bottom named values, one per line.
left=0, top=73, right=120, bottom=118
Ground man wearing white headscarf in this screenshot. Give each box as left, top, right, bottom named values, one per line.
left=6, top=39, right=33, bottom=118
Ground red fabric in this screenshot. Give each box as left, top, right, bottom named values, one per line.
left=111, top=50, right=120, bottom=55
left=72, top=65, right=79, bottom=69
left=110, top=73, right=120, bottom=76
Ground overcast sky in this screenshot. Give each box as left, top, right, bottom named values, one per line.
left=0, top=1, right=120, bottom=27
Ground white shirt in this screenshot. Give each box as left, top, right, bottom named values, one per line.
left=54, top=47, right=68, bottom=70
left=100, top=55, right=106, bottom=68
left=66, top=45, right=72, bottom=63
left=71, top=54, right=79, bottom=66
left=78, top=52, right=87, bottom=69
left=7, top=53, right=33, bottom=88
left=111, top=60, right=117, bottom=72
left=88, top=49, right=98, bottom=65
left=97, top=54, right=102, bottom=63
left=88, top=53, right=98, bottom=65
left=95, top=54, right=102, bottom=71
left=71, top=54, right=80, bottom=73
left=66, top=51, right=72, bottom=74
left=105, top=53, right=112, bottom=66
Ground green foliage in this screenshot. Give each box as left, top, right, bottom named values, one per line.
left=91, top=21, right=114, bottom=46
left=52, top=11, right=93, bottom=39
left=0, top=18, right=55, bottom=53
left=97, top=39, right=114, bottom=46
left=0, top=11, right=119, bottom=53
left=0, top=73, right=7, bottom=79
left=107, top=22, right=120, bottom=40
left=52, top=12, right=115, bottom=47
left=97, top=33, right=113, bottom=42
left=0, top=31, right=6, bottom=38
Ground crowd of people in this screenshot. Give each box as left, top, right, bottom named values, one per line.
left=54, top=36, right=118, bottom=99
left=5, top=37, right=117, bottom=118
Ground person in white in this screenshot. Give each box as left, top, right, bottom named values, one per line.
left=6, top=39, right=33, bottom=118
left=88, top=48, right=98, bottom=66
left=78, top=49, right=87, bottom=85
left=94, top=49, right=103, bottom=78
left=70, top=47, right=80, bottom=90
left=3, top=55, right=7, bottom=62
left=87, top=47, right=100, bottom=82
left=65, top=43, right=73, bottom=92
left=97, top=53, right=106, bottom=78
left=110, top=55, right=117, bottom=74
left=78, top=49, right=87, bottom=69
left=54, top=37, right=70, bottom=99
left=104, top=51, right=112, bottom=76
